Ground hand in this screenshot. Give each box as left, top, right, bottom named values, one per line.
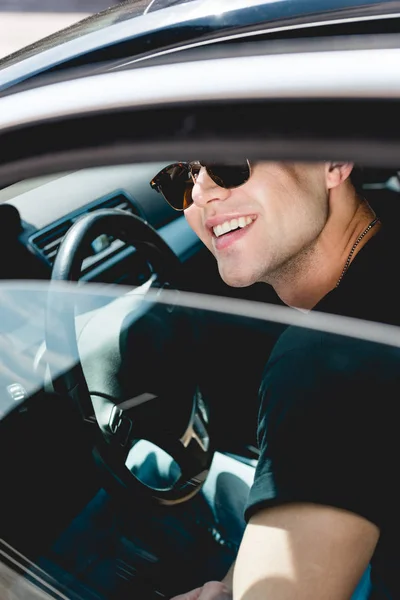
left=170, top=581, right=232, bottom=600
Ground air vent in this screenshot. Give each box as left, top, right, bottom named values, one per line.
left=29, top=192, right=141, bottom=266
left=89, top=193, right=138, bottom=215
left=30, top=219, right=73, bottom=265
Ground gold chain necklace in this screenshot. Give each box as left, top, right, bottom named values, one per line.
left=336, top=217, right=380, bottom=288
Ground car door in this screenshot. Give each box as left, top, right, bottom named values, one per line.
left=0, top=33, right=399, bottom=600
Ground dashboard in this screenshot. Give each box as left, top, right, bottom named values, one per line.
left=0, top=163, right=202, bottom=285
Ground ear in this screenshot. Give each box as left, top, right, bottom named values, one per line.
left=325, top=162, right=354, bottom=190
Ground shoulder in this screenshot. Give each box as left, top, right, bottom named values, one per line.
left=258, top=323, right=400, bottom=442
left=263, top=323, right=400, bottom=393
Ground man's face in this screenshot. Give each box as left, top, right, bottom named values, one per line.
left=184, top=162, right=329, bottom=287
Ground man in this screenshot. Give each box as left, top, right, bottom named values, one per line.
left=150, top=160, right=400, bottom=599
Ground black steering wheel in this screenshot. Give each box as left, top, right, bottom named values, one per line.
left=45, top=209, right=213, bottom=505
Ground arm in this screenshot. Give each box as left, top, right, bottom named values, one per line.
left=236, top=329, right=390, bottom=599
left=234, top=503, right=379, bottom=600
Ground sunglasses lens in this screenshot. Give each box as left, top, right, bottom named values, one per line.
left=155, top=163, right=194, bottom=210
left=151, top=160, right=251, bottom=209
left=205, top=162, right=250, bottom=188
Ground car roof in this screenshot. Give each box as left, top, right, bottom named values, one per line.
left=0, top=0, right=399, bottom=92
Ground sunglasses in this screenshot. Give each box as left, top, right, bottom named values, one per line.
left=149, top=160, right=251, bottom=211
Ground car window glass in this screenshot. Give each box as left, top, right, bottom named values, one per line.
left=1, top=276, right=399, bottom=598
left=1, top=161, right=400, bottom=599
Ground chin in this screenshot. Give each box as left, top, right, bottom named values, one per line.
left=219, top=267, right=257, bottom=288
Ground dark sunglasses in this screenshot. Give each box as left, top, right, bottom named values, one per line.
left=149, top=160, right=251, bottom=211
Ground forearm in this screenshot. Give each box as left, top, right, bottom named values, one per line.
left=233, top=505, right=378, bottom=600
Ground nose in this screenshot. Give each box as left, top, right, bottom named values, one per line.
left=191, top=166, right=231, bottom=208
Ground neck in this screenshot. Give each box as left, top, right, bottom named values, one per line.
left=270, top=201, right=380, bottom=310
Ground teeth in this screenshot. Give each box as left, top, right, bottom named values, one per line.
left=213, top=216, right=254, bottom=237
left=221, top=222, right=230, bottom=234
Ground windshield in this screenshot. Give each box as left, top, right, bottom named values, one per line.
left=0, top=0, right=200, bottom=72
left=145, top=0, right=196, bottom=12
left=2, top=0, right=395, bottom=78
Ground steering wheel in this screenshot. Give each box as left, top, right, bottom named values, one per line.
left=45, top=209, right=213, bottom=505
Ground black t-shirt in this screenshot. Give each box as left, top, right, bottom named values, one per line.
left=245, top=223, right=400, bottom=598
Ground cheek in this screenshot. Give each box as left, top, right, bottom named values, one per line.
left=184, top=207, right=209, bottom=245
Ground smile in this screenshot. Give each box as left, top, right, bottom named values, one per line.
left=212, top=216, right=255, bottom=238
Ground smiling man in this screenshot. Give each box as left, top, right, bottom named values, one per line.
left=150, top=159, right=400, bottom=600
left=184, top=161, right=378, bottom=305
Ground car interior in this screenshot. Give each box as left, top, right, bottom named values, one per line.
left=0, top=158, right=399, bottom=599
